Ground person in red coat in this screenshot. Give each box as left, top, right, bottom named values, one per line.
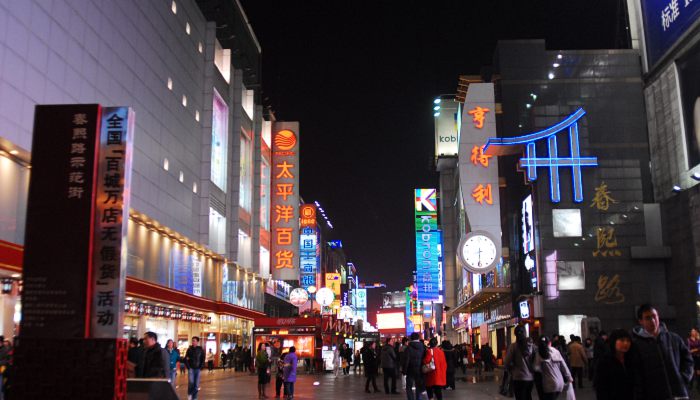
left=423, top=337, right=447, bottom=400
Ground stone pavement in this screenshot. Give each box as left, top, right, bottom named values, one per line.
left=170, top=368, right=606, bottom=400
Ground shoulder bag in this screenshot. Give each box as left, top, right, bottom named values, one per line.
left=421, top=349, right=436, bottom=374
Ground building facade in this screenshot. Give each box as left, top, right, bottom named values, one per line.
left=0, top=0, right=271, bottom=353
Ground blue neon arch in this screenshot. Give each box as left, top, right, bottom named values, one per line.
left=483, top=108, right=598, bottom=203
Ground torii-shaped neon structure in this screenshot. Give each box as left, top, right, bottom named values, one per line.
left=483, top=108, right=598, bottom=203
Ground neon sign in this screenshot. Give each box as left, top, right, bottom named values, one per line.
left=484, top=108, right=598, bottom=203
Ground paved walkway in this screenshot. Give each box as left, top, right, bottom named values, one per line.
left=171, top=368, right=606, bottom=400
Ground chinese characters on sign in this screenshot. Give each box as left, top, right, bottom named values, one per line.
left=471, top=184, right=493, bottom=205
left=271, top=123, right=300, bottom=280
left=467, top=106, right=490, bottom=129
left=594, top=274, right=625, bottom=304
left=299, top=205, right=318, bottom=290
left=414, top=189, right=442, bottom=302
left=593, top=227, right=622, bottom=257
left=470, top=145, right=492, bottom=167
left=67, top=113, right=90, bottom=200
left=590, top=182, right=618, bottom=211
left=91, top=107, right=134, bottom=338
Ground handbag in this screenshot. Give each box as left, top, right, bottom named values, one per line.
left=421, top=349, right=436, bottom=374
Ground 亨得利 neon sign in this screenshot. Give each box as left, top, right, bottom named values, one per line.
left=484, top=108, right=597, bottom=203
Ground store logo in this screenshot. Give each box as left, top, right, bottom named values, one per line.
left=274, top=129, right=297, bottom=151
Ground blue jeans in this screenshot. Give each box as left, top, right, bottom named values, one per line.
left=170, top=369, right=177, bottom=387
left=188, top=368, right=202, bottom=399
left=284, top=381, right=295, bottom=397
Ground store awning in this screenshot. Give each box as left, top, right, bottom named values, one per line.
left=126, top=277, right=265, bottom=320
left=451, top=287, right=512, bottom=314
left=0, top=239, right=22, bottom=273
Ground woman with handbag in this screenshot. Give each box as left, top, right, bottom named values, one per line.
left=504, top=326, right=536, bottom=400
left=423, top=338, right=447, bottom=400
left=533, top=336, right=573, bottom=400
left=256, top=343, right=270, bottom=398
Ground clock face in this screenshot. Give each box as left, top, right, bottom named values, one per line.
left=460, top=234, right=497, bottom=272
left=315, top=287, right=335, bottom=307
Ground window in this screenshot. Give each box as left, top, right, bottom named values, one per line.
left=238, top=230, right=252, bottom=268
left=260, top=158, right=270, bottom=230
left=558, top=315, right=586, bottom=340
left=214, top=39, right=231, bottom=83
left=552, top=209, right=582, bottom=237
left=260, top=247, right=270, bottom=278
left=209, top=208, right=226, bottom=254
left=211, top=89, right=228, bottom=191
left=242, top=87, right=254, bottom=119
left=557, top=261, right=585, bottom=290
left=239, top=129, right=252, bottom=211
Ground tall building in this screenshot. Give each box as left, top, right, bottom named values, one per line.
left=0, top=0, right=269, bottom=351
left=627, top=0, right=700, bottom=332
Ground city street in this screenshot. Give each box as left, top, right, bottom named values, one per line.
left=173, top=369, right=605, bottom=400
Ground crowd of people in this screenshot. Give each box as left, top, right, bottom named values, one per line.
left=503, top=303, right=696, bottom=400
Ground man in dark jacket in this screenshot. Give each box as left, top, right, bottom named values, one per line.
left=362, top=341, right=380, bottom=393
left=185, top=336, right=206, bottom=400
left=403, top=332, right=427, bottom=400
left=381, top=337, right=399, bottom=394
left=631, top=303, right=694, bottom=400
left=137, top=331, right=169, bottom=378
left=441, top=340, right=458, bottom=390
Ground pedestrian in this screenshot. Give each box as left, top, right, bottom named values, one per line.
left=235, top=347, right=243, bottom=371
left=481, top=342, right=494, bottom=372
left=402, top=332, right=428, bottom=400
left=473, top=343, right=483, bottom=378
left=221, top=350, right=228, bottom=372
left=504, top=326, right=535, bottom=400
left=591, top=331, right=608, bottom=381
left=283, top=346, right=298, bottom=400
left=342, top=343, right=353, bottom=375
left=533, top=335, right=572, bottom=400
left=440, top=340, right=457, bottom=390
left=688, top=327, right=700, bottom=392
left=398, top=337, right=409, bottom=390
left=185, top=336, right=206, bottom=400
left=332, top=345, right=341, bottom=378
left=275, top=352, right=287, bottom=398
left=381, top=337, right=399, bottom=394
left=137, top=331, right=169, bottom=378
left=256, top=342, right=270, bottom=399
left=568, top=336, right=587, bottom=389
left=362, top=341, right=380, bottom=393
left=126, top=337, right=142, bottom=378
left=354, top=349, right=362, bottom=374
left=583, top=338, right=594, bottom=382
left=423, top=337, right=447, bottom=400
left=631, top=303, right=694, bottom=400
left=244, top=346, right=254, bottom=373
left=594, top=329, right=634, bottom=400
left=206, top=348, right=215, bottom=372
left=165, top=339, right=180, bottom=387
left=227, top=348, right=234, bottom=371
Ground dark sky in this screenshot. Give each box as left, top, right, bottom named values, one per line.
left=240, top=0, right=623, bottom=317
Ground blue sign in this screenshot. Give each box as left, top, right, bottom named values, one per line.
left=415, top=231, right=442, bottom=302
left=641, top=0, right=700, bottom=68
left=328, top=240, right=343, bottom=248
left=485, top=108, right=598, bottom=203
left=300, top=227, right=318, bottom=290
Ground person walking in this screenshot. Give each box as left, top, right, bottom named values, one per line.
left=227, top=348, right=234, bottom=371
left=381, top=337, right=399, bottom=394
left=631, top=303, right=694, bottom=400
left=533, top=335, right=572, bottom=400
left=234, top=347, right=243, bottom=372
left=403, top=332, right=427, bottom=400
left=332, top=345, right=341, bottom=378
left=473, top=343, right=483, bottom=378
left=341, top=343, right=353, bottom=375
left=137, top=331, right=170, bottom=378
left=185, top=336, right=206, bottom=400
left=165, top=339, right=180, bottom=387
left=423, top=338, right=447, bottom=400
left=398, top=337, right=409, bottom=390
left=354, top=349, right=362, bottom=374
left=440, top=340, right=457, bottom=391
left=688, top=327, right=700, bottom=392
left=283, top=346, right=298, bottom=400
left=568, top=337, right=587, bottom=389
left=583, top=338, right=594, bottom=382
left=206, top=348, right=215, bottom=372
left=220, top=350, right=228, bottom=372
left=594, top=329, right=634, bottom=400
left=363, top=341, right=380, bottom=393
left=275, top=352, right=287, bottom=399
left=481, top=343, right=494, bottom=372
left=256, top=343, right=270, bottom=398
left=592, top=331, right=608, bottom=381
left=504, top=326, right=536, bottom=400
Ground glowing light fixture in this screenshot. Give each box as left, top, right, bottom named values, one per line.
left=433, top=112, right=440, bottom=117
left=672, top=185, right=682, bottom=192
left=525, top=103, right=531, bottom=109
left=433, top=105, right=440, bottom=111
left=557, top=54, right=563, bottom=59
left=9, top=150, right=18, bottom=155
left=692, top=172, right=700, bottom=181
left=553, top=63, right=560, bottom=68
left=433, top=98, right=441, bottom=104
left=548, top=72, right=555, bottom=80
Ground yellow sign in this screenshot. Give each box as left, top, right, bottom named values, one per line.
left=590, top=182, right=617, bottom=211
left=325, top=273, right=341, bottom=296
left=593, top=227, right=621, bottom=257
left=595, top=274, right=625, bottom=304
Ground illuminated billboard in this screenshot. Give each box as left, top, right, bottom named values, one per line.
left=299, top=223, right=318, bottom=290
left=434, top=99, right=460, bottom=157
left=376, top=312, right=406, bottom=331
left=325, top=273, right=341, bottom=296
left=415, top=230, right=443, bottom=302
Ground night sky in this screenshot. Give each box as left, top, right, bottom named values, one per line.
left=240, top=0, right=623, bottom=319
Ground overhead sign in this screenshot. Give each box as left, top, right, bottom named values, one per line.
left=434, top=99, right=460, bottom=157
left=271, top=123, right=300, bottom=280
left=519, top=300, right=530, bottom=319
left=300, top=204, right=317, bottom=228
left=640, top=0, right=700, bottom=68
left=458, top=83, right=501, bottom=274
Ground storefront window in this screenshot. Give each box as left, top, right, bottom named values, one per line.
left=211, top=90, right=229, bottom=191
left=239, top=129, right=252, bottom=211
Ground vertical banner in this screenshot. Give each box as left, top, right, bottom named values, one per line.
left=271, top=122, right=300, bottom=281
left=299, top=204, right=318, bottom=290
left=91, top=107, right=134, bottom=338
left=21, top=105, right=101, bottom=338
left=414, top=188, right=442, bottom=302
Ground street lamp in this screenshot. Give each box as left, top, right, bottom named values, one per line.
left=308, top=285, right=317, bottom=314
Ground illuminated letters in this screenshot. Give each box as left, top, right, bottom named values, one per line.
left=470, top=145, right=492, bottom=167
left=593, top=227, right=621, bottom=257
left=590, top=182, right=617, bottom=211
left=275, top=161, right=295, bottom=179
left=467, top=106, right=490, bottom=129
left=471, top=184, right=493, bottom=205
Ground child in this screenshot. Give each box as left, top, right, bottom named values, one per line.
left=275, top=353, right=287, bottom=398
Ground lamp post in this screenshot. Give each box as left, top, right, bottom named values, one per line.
left=307, top=285, right=317, bottom=315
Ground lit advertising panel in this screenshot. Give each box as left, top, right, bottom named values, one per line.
left=325, top=273, right=341, bottom=297
left=521, top=195, right=534, bottom=254
left=299, top=223, right=318, bottom=290
left=416, top=230, right=442, bottom=302
left=211, top=90, right=228, bottom=191
left=271, top=123, right=300, bottom=280
left=376, top=312, right=406, bottom=330
left=434, top=99, right=460, bottom=157
left=255, top=335, right=314, bottom=359
left=640, top=0, right=700, bottom=68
